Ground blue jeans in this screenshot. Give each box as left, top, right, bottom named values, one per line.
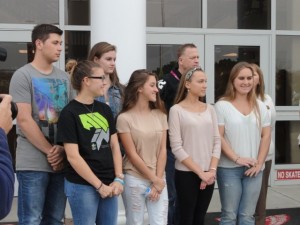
left=122, top=174, right=168, bottom=225
left=64, top=179, right=118, bottom=225
left=17, top=171, right=66, bottom=225
left=217, top=167, right=263, bottom=225
left=165, top=149, right=178, bottom=225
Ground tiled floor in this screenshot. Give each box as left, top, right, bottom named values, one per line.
left=1, top=185, right=299, bottom=224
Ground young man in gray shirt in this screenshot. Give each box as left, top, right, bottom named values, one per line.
left=9, top=24, right=71, bottom=225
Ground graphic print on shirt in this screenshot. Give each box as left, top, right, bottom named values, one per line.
left=32, top=78, right=68, bottom=144
left=158, top=79, right=166, bottom=90
left=79, top=112, right=110, bottom=151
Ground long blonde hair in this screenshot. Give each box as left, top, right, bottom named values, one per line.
left=221, top=62, right=261, bottom=129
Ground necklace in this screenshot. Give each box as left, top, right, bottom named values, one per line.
left=82, top=101, right=95, bottom=116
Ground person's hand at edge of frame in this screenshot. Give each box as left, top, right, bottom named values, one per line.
left=0, top=94, right=13, bottom=134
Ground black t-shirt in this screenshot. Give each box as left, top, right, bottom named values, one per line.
left=58, top=99, right=116, bottom=185
left=158, top=69, right=182, bottom=113
left=158, top=69, right=182, bottom=149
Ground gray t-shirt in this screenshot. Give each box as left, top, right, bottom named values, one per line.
left=9, top=64, right=71, bottom=172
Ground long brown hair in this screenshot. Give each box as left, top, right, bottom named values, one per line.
left=251, top=63, right=266, bottom=101
left=174, top=67, right=204, bottom=104
left=121, top=69, right=166, bottom=114
left=88, top=42, right=124, bottom=94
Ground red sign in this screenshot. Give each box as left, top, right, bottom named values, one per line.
left=277, top=169, right=300, bottom=180
left=266, top=214, right=290, bottom=225
left=215, top=214, right=291, bottom=224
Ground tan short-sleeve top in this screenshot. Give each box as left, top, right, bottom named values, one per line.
left=116, top=109, right=168, bottom=179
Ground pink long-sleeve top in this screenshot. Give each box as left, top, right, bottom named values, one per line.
left=168, top=104, right=221, bottom=171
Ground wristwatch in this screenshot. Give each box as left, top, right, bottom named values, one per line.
left=116, top=173, right=124, bottom=179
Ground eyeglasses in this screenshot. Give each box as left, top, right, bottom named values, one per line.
left=185, top=67, right=203, bottom=81
left=87, top=75, right=106, bottom=80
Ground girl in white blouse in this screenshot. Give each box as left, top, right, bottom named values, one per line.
left=215, top=62, right=271, bottom=225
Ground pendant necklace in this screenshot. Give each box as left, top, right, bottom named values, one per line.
left=82, top=101, right=95, bottom=116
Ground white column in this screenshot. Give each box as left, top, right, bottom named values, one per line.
left=91, top=0, right=146, bottom=84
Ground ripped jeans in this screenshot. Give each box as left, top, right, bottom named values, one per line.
left=122, top=174, right=168, bottom=225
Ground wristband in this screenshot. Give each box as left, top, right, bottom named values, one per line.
left=114, top=177, right=125, bottom=185
left=209, top=167, right=217, bottom=171
left=96, top=182, right=103, bottom=191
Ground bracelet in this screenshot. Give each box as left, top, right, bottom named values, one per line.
left=209, top=167, right=217, bottom=171
left=152, top=185, right=162, bottom=194
left=114, top=177, right=125, bottom=185
left=234, top=156, right=240, bottom=164
left=96, top=182, right=103, bottom=191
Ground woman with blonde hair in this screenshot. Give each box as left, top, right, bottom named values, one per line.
left=215, top=61, right=271, bottom=225
left=168, top=67, right=221, bottom=225
left=116, top=70, right=168, bottom=225
left=252, top=63, right=276, bottom=225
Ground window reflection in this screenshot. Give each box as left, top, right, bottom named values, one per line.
left=275, top=121, right=300, bottom=164
left=214, top=45, right=259, bottom=101
left=0, top=42, right=34, bottom=167
left=276, top=36, right=300, bottom=106
left=65, top=31, right=90, bottom=62
left=147, top=0, right=202, bottom=28
left=0, top=42, right=33, bottom=94
left=64, top=0, right=90, bottom=25
left=147, top=44, right=180, bottom=79
left=276, top=0, right=300, bottom=30
left=207, top=0, right=271, bottom=29
left=0, top=0, right=58, bottom=24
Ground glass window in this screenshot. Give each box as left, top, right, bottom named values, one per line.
left=277, top=0, right=300, bottom=30
left=147, top=44, right=180, bottom=79
left=0, top=42, right=34, bottom=94
left=275, top=121, right=300, bottom=164
left=64, top=0, right=90, bottom=25
left=0, top=42, right=34, bottom=165
left=65, top=31, right=90, bottom=62
left=214, top=45, right=260, bottom=101
left=0, top=0, right=58, bottom=24
left=207, top=0, right=271, bottom=29
left=147, top=0, right=202, bottom=28
left=276, top=36, right=300, bottom=106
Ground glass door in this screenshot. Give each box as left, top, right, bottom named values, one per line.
left=146, top=33, right=204, bottom=78
left=0, top=30, right=32, bottom=195
left=204, top=34, right=271, bottom=104
left=0, top=31, right=32, bottom=93
left=204, top=34, right=300, bottom=186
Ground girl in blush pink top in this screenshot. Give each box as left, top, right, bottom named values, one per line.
left=168, top=67, right=221, bottom=225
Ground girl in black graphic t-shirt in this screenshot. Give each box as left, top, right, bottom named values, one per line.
left=58, top=60, right=123, bottom=225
